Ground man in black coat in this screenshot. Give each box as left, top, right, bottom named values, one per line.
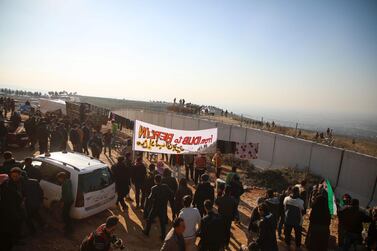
left=24, top=177, right=45, bottom=234
left=193, top=174, right=214, bottom=216
left=215, top=186, right=237, bottom=247
left=249, top=203, right=278, bottom=251
left=81, top=123, right=91, bottom=155
left=143, top=175, right=174, bottom=240
left=111, top=156, right=131, bottom=211
left=0, top=167, right=26, bottom=250
left=37, top=120, right=49, bottom=154
left=23, top=157, right=41, bottom=181
left=131, top=157, right=147, bottom=208
left=198, top=200, right=226, bottom=251
left=1, top=151, right=21, bottom=174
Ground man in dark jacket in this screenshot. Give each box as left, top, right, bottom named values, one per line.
left=193, top=174, right=214, bottom=216
left=143, top=175, right=174, bottom=240
left=339, top=198, right=371, bottom=250
left=215, top=186, right=237, bottom=247
left=89, top=131, right=103, bottom=159
left=0, top=167, right=26, bottom=249
left=161, top=217, right=186, bottom=251
left=81, top=123, right=91, bottom=155
left=132, top=157, right=147, bottom=208
left=23, top=157, right=41, bottom=181
left=69, top=125, right=81, bottom=153
left=24, top=177, right=44, bottom=234
left=249, top=203, right=278, bottom=251
left=111, top=156, right=131, bottom=211
left=257, top=189, right=280, bottom=229
left=58, top=123, right=68, bottom=151
left=162, top=168, right=178, bottom=194
left=0, top=119, right=8, bottom=153
left=37, top=120, right=49, bottom=154
left=229, top=175, right=244, bottom=222
left=57, top=172, right=74, bottom=235
left=49, top=125, right=62, bottom=152
left=80, top=216, right=120, bottom=251
left=143, top=164, right=157, bottom=218
left=198, top=200, right=226, bottom=251
left=1, top=151, right=21, bottom=174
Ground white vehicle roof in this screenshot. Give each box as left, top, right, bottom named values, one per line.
left=36, top=151, right=107, bottom=173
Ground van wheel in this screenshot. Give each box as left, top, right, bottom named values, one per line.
left=50, top=200, right=62, bottom=222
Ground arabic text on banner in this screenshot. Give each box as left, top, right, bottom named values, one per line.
left=132, top=120, right=217, bottom=154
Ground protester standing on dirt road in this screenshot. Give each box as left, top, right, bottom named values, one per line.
left=174, top=178, right=193, bottom=217
left=89, top=130, right=103, bottom=159
left=198, top=200, right=226, bottom=251
left=57, top=172, right=74, bottom=236
left=111, top=156, right=131, bottom=211
left=143, top=174, right=174, bottom=240
left=103, top=129, right=113, bottom=157
left=82, top=123, right=91, bottom=155
left=193, top=174, right=214, bottom=216
left=283, top=186, right=304, bottom=249
left=215, top=185, right=237, bottom=248
left=0, top=167, right=26, bottom=250
left=0, top=119, right=8, bottom=153
left=132, top=156, right=147, bottom=208
left=37, top=119, right=49, bottom=154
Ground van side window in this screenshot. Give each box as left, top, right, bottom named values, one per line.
left=40, top=162, right=68, bottom=186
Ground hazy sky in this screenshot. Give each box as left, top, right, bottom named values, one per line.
left=1, top=0, right=377, bottom=117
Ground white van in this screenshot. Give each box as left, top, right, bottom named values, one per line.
left=32, top=151, right=117, bottom=219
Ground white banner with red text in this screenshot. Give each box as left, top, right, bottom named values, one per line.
left=132, top=120, right=217, bottom=154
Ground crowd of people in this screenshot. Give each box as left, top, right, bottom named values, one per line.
left=0, top=99, right=376, bottom=251
left=104, top=152, right=249, bottom=251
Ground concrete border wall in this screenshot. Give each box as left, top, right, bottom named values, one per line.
left=172, top=115, right=185, bottom=130
left=272, top=135, right=312, bottom=170
left=309, top=144, right=342, bottom=185
left=336, top=151, right=377, bottom=206
left=230, top=126, right=247, bottom=143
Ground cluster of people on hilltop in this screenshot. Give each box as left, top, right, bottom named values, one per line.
left=108, top=151, right=245, bottom=251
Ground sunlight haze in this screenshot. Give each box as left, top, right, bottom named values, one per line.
left=1, top=0, right=377, bottom=117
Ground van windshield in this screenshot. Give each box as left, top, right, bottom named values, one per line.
left=78, top=167, right=113, bottom=193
